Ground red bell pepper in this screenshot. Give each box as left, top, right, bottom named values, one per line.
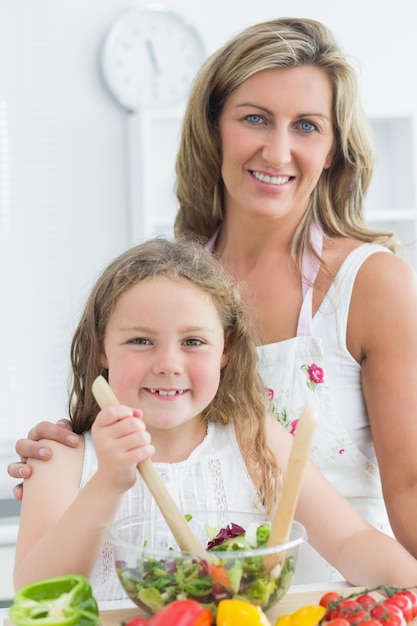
left=149, top=599, right=213, bottom=625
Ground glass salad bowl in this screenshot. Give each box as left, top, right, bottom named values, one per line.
left=109, top=510, right=306, bottom=615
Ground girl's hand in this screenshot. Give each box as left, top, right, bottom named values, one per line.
left=92, top=406, right=155, bottom=492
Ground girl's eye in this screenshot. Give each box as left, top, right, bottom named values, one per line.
left=130, top=337, right=150, bottom=345
left=183, top=338, right=203, bottom=347
left=299, top=120, right=317, bottom=133
left=245, top=114, right=264, bottom=125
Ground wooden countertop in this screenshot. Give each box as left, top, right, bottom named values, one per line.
left=6, top=585, right=415, bottom=626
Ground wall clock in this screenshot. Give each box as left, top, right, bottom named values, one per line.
left=101, top=6, right=206, bottom=111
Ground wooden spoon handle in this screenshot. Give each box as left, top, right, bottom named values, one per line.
left=264, top=403, right=317, bottom=571
left=92, top=375, right=204, bottom=552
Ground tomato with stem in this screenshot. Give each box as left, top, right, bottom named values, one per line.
left=320, top=593, right=342, bottom=609
left=371, top=602, right=407, bottom=626
left=384, top=595, right=413, bottom=623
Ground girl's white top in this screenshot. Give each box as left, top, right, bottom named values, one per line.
left=80, top=422, right=260, bottom=600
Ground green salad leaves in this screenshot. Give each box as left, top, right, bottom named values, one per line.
left=115, top=519, right=295, bottom=615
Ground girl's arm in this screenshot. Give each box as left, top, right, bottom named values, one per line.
left=14, top=405, right=154, bottom=589
left=266, top=414, right=417, bottom=587
left=349, top=251, right=417, bottom=559
left=8, top=420, right=78, bottom=501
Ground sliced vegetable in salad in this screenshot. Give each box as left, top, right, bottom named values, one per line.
left=115, top=518, right=296, bottom=615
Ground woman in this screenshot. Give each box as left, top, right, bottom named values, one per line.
left=9, top=18, right=417, bottom=582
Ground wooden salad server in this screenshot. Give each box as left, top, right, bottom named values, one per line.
left=92, top=375, right=204, bottom=552
left=264, top=403, right=317, bottom=572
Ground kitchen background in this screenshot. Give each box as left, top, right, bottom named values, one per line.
left=0, top=0, right=416, bottom=604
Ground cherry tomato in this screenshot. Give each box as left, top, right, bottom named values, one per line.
left=358, top=621, right=384, bottom=626
left=338, top=601, right=362, bottom=611
left=325, top=619, right=351, bottom=626
left=385, top=595, right=413, bottom=623
left=356, top=595, right=377, bottom=610
left=320, top=593, right=342, bottom=609
left=371, top=604, right=392, bottom=623
left=371, top=603, right=407, bottom=626
left=337, top=608, right=368, bottom=625
left=395, top=591, right=417, bottom=619
left=330, top=599, right=364, bottom=623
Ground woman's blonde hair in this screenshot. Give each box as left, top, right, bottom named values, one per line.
left=174, top=17, right=400, bottom=270
left=69, top=237, right=279, bottom=511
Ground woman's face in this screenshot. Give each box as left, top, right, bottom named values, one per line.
left=218, top=65, right=335, bottom=227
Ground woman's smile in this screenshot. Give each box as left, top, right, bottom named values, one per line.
left=219, top=65, right=334, bottom=223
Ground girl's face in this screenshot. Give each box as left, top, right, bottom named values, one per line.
left=218, top=65, right=335, bottom=227
left=100, top=277, right=229, bottom=433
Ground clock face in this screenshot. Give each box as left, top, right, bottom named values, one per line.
left=101, top=8, right=206, bottom=111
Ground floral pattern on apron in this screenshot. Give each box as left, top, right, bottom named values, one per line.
left=257, top=223, right=392, bottom=583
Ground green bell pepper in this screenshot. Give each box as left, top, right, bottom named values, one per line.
left=8, top=574, right=100, bottom=626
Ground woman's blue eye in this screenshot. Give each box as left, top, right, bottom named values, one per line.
left=299, top=120, right=316, bottom=132
left=246, top=114, right=264, bottom=124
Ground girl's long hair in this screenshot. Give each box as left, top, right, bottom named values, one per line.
left=69, top=237, right=279, bottom=511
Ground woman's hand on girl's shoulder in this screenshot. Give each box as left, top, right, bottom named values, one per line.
left=8, top=419, right=79, bottom=499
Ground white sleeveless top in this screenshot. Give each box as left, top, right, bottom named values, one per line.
left=257, top=241, right=393, bottom=582
left=79, top=423, right=259, bottom=600
left=311, top=243, right=386, bottom=461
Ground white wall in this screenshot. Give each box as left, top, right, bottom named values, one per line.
left=0, top=0, right=416, bottom=495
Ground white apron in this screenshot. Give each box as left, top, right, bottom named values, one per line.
left=256, top=224, right=392, bottom=583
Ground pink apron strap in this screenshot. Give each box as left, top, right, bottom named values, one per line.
left=206, top=223, right=323, bottom=338
left=205, top=229, right=219, bottom=253
left=297, top=222, right=323, bottom=337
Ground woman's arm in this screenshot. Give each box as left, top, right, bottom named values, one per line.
left=349, top=251, right=417, bottom=558
left=266, top=414, right=417, bottom=587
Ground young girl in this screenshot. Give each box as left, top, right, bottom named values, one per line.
left=14, top=237, right=417, bottom=599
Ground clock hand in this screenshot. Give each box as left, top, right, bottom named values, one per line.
left=145, top=39, right=161, bottom=75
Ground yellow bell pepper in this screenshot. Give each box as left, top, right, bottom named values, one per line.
left=216, top=599, right=272, bottom=625
left=275, top=605, right=326, bottom=626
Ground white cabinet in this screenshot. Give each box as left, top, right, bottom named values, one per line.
left=126, top=109, right=183, bottom=246
left=366, top=116, right=416, bottom=268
